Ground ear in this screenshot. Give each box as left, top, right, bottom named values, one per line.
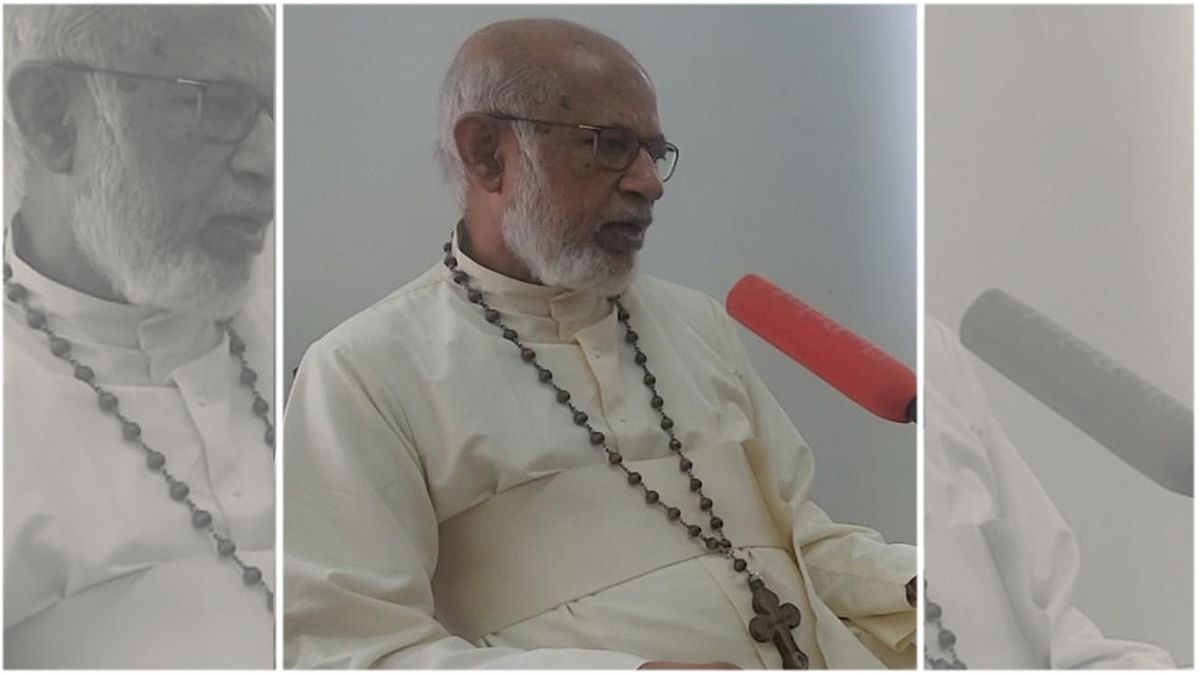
left=7, top=62, right=77, bottom=174
left=453, top=113, right=506, bottom=194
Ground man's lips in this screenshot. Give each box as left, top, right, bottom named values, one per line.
left=200, top=214, right=270, bottom=259
left=596, top=220, right=650, bottom=254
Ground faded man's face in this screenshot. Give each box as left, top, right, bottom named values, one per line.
left=72, top=6, right=273, bottom=318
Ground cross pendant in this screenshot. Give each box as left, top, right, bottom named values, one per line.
left=747, top=578, right=809, bottom=669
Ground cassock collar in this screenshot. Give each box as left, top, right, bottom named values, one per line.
left=4, top=217, right=223, bottom=385
left=446, top=224, right=618, bottom=343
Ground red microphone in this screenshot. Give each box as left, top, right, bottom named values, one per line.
left=726, top=274, right=916, bottom=423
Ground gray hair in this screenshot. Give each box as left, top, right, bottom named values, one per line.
left=434, top=40, right=564, bottom=209
left=5, top=5, right=152, bottom=201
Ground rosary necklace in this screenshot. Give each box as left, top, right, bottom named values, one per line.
left=443, top=238, right=810, bottom=669
left=3, top=261, right=276, bottom=612
left=924, top=580, right=966, bottom=669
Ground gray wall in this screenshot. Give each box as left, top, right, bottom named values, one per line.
left=927, top=6, right=1192, bottom=662
left=284, top=5, right=917, bottom=543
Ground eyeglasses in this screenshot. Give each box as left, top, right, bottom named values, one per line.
left=486, top=112, right=679, bottom=182
left=39, top=61, right=272, bottom=145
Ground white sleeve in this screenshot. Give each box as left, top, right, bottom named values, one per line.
left=283, top=336, right=648, bottom=669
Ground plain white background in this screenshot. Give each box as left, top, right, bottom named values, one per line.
left=284, top=5, right=917, bottom=544
left=927, top=5, right=1192, bottom=663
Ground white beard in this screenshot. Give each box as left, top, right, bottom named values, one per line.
left=71, top=97, right=255, bottom=320
left=500, top=147, right=636, bottom=298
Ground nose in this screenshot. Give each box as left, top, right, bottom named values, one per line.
left=618, top=147, right=665, bottom=202
left=229, top=110, right=274, bottom=193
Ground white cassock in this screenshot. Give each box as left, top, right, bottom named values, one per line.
left=284, top=233, right=915, bottom=669
left=3, top=235, right=275, bottom=668
left=924, top=317, right=1175, bottom=668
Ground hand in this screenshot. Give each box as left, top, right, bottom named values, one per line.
left=638, top=661, right=741, bottom=669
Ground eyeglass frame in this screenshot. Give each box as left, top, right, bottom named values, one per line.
left=24, top=60, right=273, bottom=145
left=484, top=111, right=679, bottom=182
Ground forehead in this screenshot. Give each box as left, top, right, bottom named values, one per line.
left=553, top=44, right=660, bottom=136
left=114, top=7, right=273, bottom=93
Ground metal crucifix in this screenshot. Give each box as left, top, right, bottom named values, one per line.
left=748, top=577, right=809, bottom=669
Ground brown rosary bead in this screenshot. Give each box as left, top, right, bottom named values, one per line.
left=453, top=271, right=468, bottom=285
left=27, top=309, right=46, bottom=329
left=590, top=431, right=605, bottom=445
left=555, top=389, right=570, bottom=403
left=651, top=395, right=664, bottom=409
left=253, top=396, right=269, bottom=415
left=240, top=367, right=257, bottom=386
left=627, top=472, right=642, bottom=486
left=4, top=264, right=14, bottom=280
left=537, top=368, right=552, bottom=382
left=607, top=452, right=623, bottom=464
left=644, top=374, right=657, bottom=386
left=218, top=539, right=237, bottom=556
left=690, top=478, right=703, bottom=492
left=6, top=283, right=28, bottom=302
left=669, top=438, right=682, bottom=451
left=721, top=538, right=732, bottom=549
left=169, top=481, right=190, bottom=501
left=193, top=510, right=213, bottom=528
left=661, top=416, right=674, bottom=430
left=634, top=351, right=647, bottom=365
left=122, top=421, right=142, bottom=441
left=265, top=428, right=275, bottom=446
left=520, top=347, right=536, bottom=362
left=484, top=309, right=501, bottom=323
left=705, top=537, right=720, bottom=550
left=733, top=558, right=748, bottom=572
left=502, top=328, right=517, bottom=341
left=573, top=411, right=588, bottom=425
left=617, top=306, right=630, bottom=321
left=74, top=364, right=95, bottom=382
left=644, top=490, right=659, bottom=504
left=243, top=567, right=263, bottom=584
left=229, top=333, right=246, bottom=355
left=49, top=337, right=70, bottom=357
left=146, top=451, right=166, bottom=470
left=443, top=255, right=457, bottom=268
left=687, top=524, right=702, bottom=537
left=442, top=241, right=452, bottom=253
left=625, top=330, right=638, bottom=344
left=467, top=289, right=483, bottom=303
left=666, top=507, right=681, bottom=520
left=700, top=496, right=713, bottom=510
left=710, top=516, right=724, bottom=529
left=679, top=457, right=693, bottom=471
left=97, top=391, right=119, bottom=411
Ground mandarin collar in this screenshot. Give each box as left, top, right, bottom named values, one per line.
left=444, top=224, right=617, bottom=343
left=5, top=219, right=223, bottom=384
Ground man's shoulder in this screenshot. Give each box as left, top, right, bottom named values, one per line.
left=303, top=263, right=449, bottom=362
left=629, top=274, right=731, bottom=331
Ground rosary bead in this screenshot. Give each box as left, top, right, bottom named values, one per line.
left=169, top=481, right=190, bottom=501
left=573, top=411, right=588, bottom=425
left=243, top=566, right=263, bottom=584
left=484, top=308, right=501, bottom=323
left=192, top=510, right=213, bottom=528
left=625, top=330, right=639, bottom=344
left=520, top=347, right=536, bottom=362
left=660, top=416, right=674, bottom=430
left=650, top=395, right=664, bottom=409
left=27, top=309, right=46, bottom=329
left=122, top=421, right=142, bottom=441
left=253, top=396, right=269, bottom=416
left=669, top=438, right=682, bottom=451
left=720, top=538, right=732, bottom=549
left=589, top=431, right=605, bottom=445
left=700, top=497, right=713, bottom=510
left=240, top=367, right=257, bottom=386
left=938, top=629, right=957, bottom=648
left=74, top=364, right=95, bottom=382
left=98, top=391, right=119, bottom=412
left=443, top=241, right=452, bottom=253
left=643, top=373, right=657, bottom=386
left=705, top=537, right=719, bottom=550
left=453, top=271, right=468, bottom=285
left=229, top=333, right=246, bottom=355
left=502, top=328, right=517, bottom=341
left=218, top=539, right=237, bottom=556
left=733, top=558, right=748, bottom=572
left=146, top=451, right=166, bottom=470
left=644, top=490, right=659, bottom=504
left=666, top=507, right=681, bottom=520
left=710, top=516, right=724, bottom=529
left=467, top=289, right=483, bottom=303
left=627, top=472, right=642, bottom=486
left=690, top=478, right=703, bottom=492
left=555, top=389, right=571, bottom=403
left=4, top=263, right=13, bottom=280
left=679, top=457, right=693, bottom=471
left=607, top=451, right=623, bottom=465
left=925, top=601, right=942, bottom=622
left=634, top=351, right=647, bottom=365
left=687, top=524, right=702, bottom=537
left=6, top=283, right=27, bottom=302
left=537, top=367, right=553, bottom=382
left=443, top=255, right=457, bottom=268
left=265, top=428, right=275, bottom=446
left=617, top=306, right=630, bottom=321
left=49, top=337, right=71, bottom=357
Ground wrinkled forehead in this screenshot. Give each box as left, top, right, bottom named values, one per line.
left=110, top=6, right=272, bottom=93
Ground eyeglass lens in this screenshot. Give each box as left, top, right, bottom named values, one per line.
left=199, top=81, right=268, bottom=143
left=594, top=127, right=677, bottom=181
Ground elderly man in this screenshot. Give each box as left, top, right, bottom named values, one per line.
left=3, top=5, right=274, bottom=668
left=285, top=19, right=914, bottom=669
